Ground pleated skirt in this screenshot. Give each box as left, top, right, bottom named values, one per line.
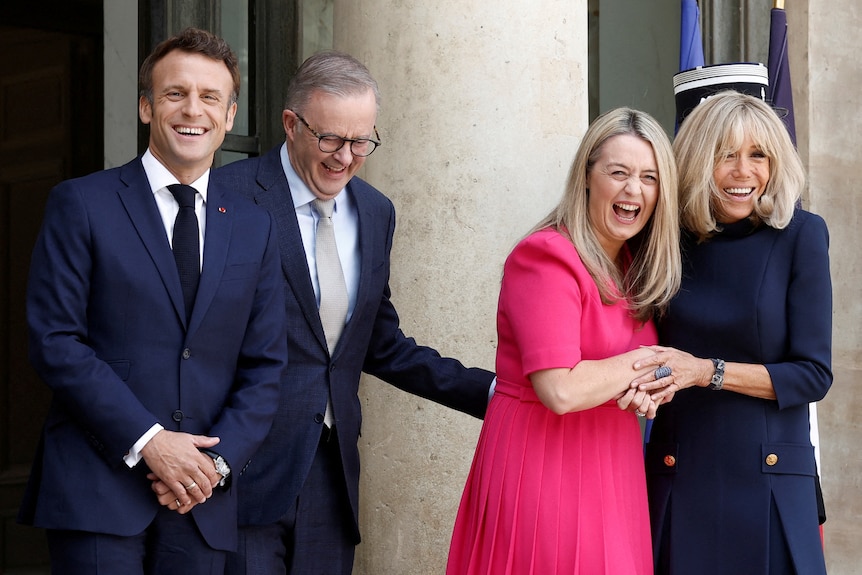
left=447, top=379, right=653, bottom=575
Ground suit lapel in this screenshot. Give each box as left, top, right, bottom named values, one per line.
left=116, top=159, right=187, bottom=324
left=254, top=150, right=328, bottom=351
left=190, top=182, right=233, bottom=333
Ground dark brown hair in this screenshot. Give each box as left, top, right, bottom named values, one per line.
left=138, top=27, right=240, bottom=105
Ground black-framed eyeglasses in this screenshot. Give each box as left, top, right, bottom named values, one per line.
left=292, top=111, right=381, bottom=157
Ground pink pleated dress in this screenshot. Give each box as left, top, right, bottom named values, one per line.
left=447, top=229, right=654, bottom=575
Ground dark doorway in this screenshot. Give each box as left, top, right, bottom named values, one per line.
left=0, top=2, right=103, bottom=572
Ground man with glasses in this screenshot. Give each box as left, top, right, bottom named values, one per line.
left=217, top=51, right=494, bottom=575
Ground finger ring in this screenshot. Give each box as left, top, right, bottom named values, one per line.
left=175, top=499, right=181, bottom=507
left=654, top=365, right=672, bottom=379
left=185, top=481, right=197, bottom=490
left=636, top=411, right=646, bottom=417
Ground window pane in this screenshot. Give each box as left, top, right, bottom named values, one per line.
left=221, top=0, right=250, bottom=137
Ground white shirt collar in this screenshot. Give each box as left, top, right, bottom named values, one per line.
left=279, top=143, right=345, bottom=211
left=142, top=149, right=209, bottom=200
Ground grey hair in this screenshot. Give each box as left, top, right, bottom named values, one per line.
left=285, top=50, right=381, bottom=114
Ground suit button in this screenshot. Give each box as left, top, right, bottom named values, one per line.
left=329, top=364, right=336, bottom=372
left=765, top=453, right=779, bottom=466
left=663, top=455, right=676, bottom=467
left=313, top=413, right=324, bottom=424
left=172, top=410, right=184, bottom=422
left=182, top=348, right=191, bottom=359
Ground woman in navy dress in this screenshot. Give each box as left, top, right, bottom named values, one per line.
left=633, top=91, right=832, bottom=574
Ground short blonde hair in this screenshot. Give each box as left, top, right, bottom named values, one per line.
left=673, top=90, right=805, bottom=240
left=534, top=107, right=681, bottom=322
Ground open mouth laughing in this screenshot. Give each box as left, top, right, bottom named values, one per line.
left=613, top=202, right=640, bottom=222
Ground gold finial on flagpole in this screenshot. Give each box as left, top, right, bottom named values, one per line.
left=774, top=0, right=785, bottom=9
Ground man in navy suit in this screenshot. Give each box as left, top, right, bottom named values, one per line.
left=19, top=28, right=287, bottom=574
left=217, top=51, right=494, bottom=575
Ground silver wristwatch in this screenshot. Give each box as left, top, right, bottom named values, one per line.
left=212, top=455, right=231, bottom=487
left=201, top=449, right=231, bottom=488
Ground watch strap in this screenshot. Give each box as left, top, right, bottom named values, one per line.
left=709, top=358, right=725, bottom=391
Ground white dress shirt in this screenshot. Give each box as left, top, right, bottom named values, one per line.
left=280, top=143, right=360, bottom=320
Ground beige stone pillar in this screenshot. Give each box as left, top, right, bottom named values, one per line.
left=800, top=1, right=862, bottom=574
left=332, top=1, right=588, bottom=572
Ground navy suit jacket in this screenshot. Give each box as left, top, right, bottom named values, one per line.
left=216, top=145, right=493, bottom=539
left=19, top=157, right=288, bottom=551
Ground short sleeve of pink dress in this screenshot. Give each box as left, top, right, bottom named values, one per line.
left=447, top=229, right=656, bottom=575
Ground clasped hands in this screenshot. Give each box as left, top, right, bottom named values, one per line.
left=140, top=429, right=222, bottom=515
left=616, top=345, right=708, bottom=418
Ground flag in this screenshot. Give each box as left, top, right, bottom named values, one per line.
left=674, top=0, right=706, bottom=134
left=768, top=1, right=797, bottom=145
left=768, top=1, right=826, bottom=534
left=679, top=0, right=705, bottom=74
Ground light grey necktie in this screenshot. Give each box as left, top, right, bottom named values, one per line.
left=313, top=198, right=348, bottom=426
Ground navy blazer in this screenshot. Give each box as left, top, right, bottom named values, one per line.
left=216, top=145, right=493, bottom=538
left=646, top=211, right=831, bottom=574
left=19, top=157, right=288, bottom=551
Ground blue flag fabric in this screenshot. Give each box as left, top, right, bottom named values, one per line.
left=680, top=0, right=705, bottom=73
left=768, top=7, right=797, bottom=145
left=674, top=0, right=706, bottom=135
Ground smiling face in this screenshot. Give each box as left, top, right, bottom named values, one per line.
left=139, top=50, right=237, bottom=183
left=586, top=134, right=659, bottom=260
left=283, top=88, right=377, bottom=200
left=712, top=134, right=771, bottom=224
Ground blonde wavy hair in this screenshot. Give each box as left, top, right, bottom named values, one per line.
left=673, top=90, right=805, bottom=241
left=534, top=107, right=681, bottom=322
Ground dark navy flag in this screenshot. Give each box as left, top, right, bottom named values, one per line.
left=767, top=2, right=797, bottom=145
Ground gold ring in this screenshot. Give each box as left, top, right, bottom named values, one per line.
left=185, top=481, right=197, bottom=490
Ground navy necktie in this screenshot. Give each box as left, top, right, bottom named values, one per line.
left=168, top=184, right=200, bottom=322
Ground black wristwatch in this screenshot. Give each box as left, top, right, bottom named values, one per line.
left=200, top=449, right=232, bottom=489
left=709, top=358, right=725, bottom=391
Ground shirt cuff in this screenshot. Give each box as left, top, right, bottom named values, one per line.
left=123, top=423, right=164, bottom=468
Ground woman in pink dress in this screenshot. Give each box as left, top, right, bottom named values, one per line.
left=447, top=108, right=681, bottom=575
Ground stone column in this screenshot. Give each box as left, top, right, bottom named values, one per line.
left=802, top=1, right=862, bottom=573
left=332, top=1, right=589, bottom=572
